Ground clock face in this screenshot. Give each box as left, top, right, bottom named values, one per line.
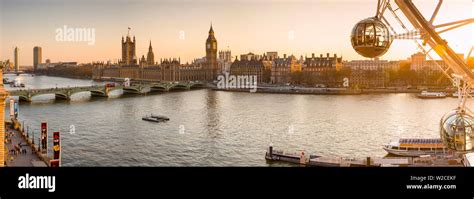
left=207, top=44, right=211, bottom=49
left=212, top=42, right=216, bottom=49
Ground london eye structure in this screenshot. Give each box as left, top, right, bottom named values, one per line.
left=351, top=0, right=474, bottom=152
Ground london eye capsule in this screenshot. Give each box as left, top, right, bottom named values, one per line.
left=351, top=17, right=392, bottom=58
left=440, top=110, right=474, bottom=152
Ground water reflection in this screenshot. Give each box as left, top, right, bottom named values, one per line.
left=4, top=75, right=472, bottom=166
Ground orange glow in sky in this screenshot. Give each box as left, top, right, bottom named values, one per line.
left=1, top=0, right=472, bottom=66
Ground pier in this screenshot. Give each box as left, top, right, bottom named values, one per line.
left=4, top=120, right=49, bottom=167
left=213, top=86, right=455, bottom=95
left=265, top=146, right=466, bottom=167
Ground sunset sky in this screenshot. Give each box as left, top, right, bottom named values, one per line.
left=1, top=0, right=473, bottom=66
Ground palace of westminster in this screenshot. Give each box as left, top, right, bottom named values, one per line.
left=93, top=25, right=220, bottom=82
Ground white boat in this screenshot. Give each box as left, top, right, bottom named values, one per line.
left=383, top=138, right=448, bottom=157
left=416, top=91, right=446, bottom=99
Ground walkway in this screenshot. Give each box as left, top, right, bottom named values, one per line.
left=4, top=125, right=46, bottom=167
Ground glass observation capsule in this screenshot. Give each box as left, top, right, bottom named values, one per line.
left=351, top=17, right=392, bottom=58
left=440, top=109, right=474, bottom=152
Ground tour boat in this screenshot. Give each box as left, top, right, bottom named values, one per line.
left=416, top=91, right=447, bottom=99
left=383, top=138, right=448, bottom=157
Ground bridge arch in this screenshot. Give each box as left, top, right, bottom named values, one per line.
left=150, top=85, right=168, bottom=92
left=190, top=83, right=205, bottom=89
left=54, top=92, right=70, bottom=100
left=122, top=87, right=142, bottom=94
left=90, top=90, right=108, bottom=97
left=168, top=84, right=189, bottom=91
left=18, top=95, right=31, bottom=102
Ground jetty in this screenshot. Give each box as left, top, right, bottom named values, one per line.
left=265, top=145, right=465, bottom=167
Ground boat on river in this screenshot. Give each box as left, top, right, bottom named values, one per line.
left=142, top=115, right=169, bottom=123
left=150, top=114, right=170, bottom=121
left=383, top=138, right=448, bottom=157
left=416, top=91, right=447, bottom=99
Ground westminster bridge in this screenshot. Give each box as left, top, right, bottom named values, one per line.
left=8, top=81, right=206, bottom=102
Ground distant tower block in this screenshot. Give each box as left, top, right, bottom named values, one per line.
left=14, top=47, right=19, bottom=73
left=33, top=46, right=42, bottom=71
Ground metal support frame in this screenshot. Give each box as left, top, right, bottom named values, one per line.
left=376, top=0, right=474, bottom=113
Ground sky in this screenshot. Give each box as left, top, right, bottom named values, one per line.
left=0, top=0, right=473, bottom=66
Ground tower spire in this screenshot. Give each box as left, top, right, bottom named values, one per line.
left=209, top=22, right=214, bottom=34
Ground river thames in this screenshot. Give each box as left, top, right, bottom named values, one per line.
left=3, top=74, right=468, bottom=166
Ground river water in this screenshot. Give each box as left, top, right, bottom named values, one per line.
left=3, top=74, right=467, bottom=166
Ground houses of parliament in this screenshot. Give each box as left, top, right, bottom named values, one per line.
left=92, top=25, right=221, bottom=82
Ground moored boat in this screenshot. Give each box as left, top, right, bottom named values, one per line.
left=417, top=91, right=446, bottom=99
left=383, top=138, right=448, bottom=157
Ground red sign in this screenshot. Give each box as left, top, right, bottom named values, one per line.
left=53, top=132, right=60, bottom=159
left=50, top=160, right=60, bottom=167
left=41, top=122, right=47, bottom=152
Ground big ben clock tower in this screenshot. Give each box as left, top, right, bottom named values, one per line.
left=206, top=24, right=218, bottom=81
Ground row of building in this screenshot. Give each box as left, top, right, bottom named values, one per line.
left=9, top=25, right=468, bottom=88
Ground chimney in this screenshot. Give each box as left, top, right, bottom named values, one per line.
left=320, top=54, right=323, bottom=58
left=284, top=54, right=287, bottom=59
left=327, top=53, right=330, bottom=58
left=312, top=53, right=315, bottom=58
